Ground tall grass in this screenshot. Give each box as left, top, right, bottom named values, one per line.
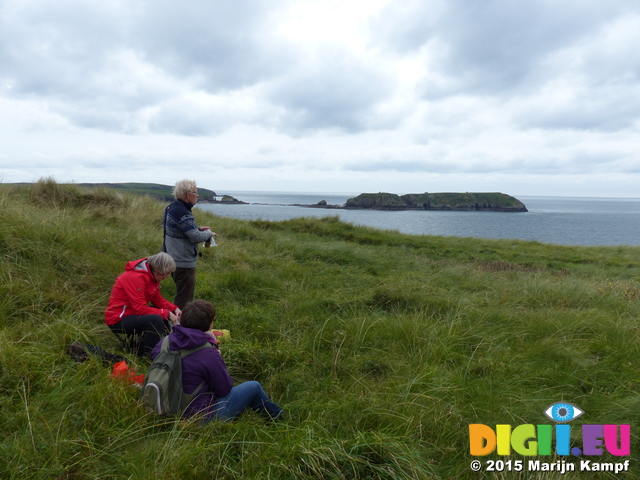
left=1, top=180, right=639, bottom=479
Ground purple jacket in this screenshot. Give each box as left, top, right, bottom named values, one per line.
left=151, top=324, right=234, bottom=418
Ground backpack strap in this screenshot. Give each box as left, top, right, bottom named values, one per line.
left=190, top=380, right=207, bottom=398
left=161, top=203, right=170, bottom=252
left=178, top=341, right=215, bottom=358
left=159, top=337, right=215, bottom=399
left=159, top=336, right=216, bottom=357
left=160, top=335, right=171, bottom=353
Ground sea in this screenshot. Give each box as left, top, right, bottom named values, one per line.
left=196, top=192, right=640, bottom=247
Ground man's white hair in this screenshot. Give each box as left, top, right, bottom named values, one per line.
left=173, top=179, right=197, bottom=200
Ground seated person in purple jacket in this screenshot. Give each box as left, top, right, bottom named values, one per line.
left=151, top=299, right=282, bottom=421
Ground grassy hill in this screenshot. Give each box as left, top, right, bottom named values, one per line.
left=1, top=179, right=639, bottom=479
left=7, top=181, right=217, bottom=202
left=80, top=182, right=217, bottom=202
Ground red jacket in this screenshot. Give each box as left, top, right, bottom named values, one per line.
left=104, top=258, right=177, bottom=326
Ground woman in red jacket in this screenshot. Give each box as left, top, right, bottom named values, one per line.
left=105, top=252, right=182, bottom=357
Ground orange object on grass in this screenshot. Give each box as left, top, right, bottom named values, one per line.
left=111, top=360, right=144, bottom=386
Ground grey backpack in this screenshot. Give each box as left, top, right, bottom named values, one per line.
left=140, top=336, right=213, bottom=416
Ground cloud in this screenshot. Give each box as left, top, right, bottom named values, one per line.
left=0, top=0, right=293, bottom=135
left=512, top=12, right=640, bottom=132
left=132, top=0, right=296, bottom=91
left=265, top=44, right=398, bottom=134
left=373, top=0, right=640, bottom=98
left=0, top=1, right=127, bottom=96
left=1, top=0, right=640, bottom=197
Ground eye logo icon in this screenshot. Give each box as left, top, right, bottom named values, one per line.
left=544, top=402, right=584, bottom=423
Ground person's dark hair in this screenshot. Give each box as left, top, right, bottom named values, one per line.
left=180, top=300, right=216, bottom=332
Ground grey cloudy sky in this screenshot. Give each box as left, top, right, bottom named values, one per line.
left=1, top=0, right=639, bottom=197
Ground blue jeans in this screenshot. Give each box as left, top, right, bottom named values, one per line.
left=209, top=381, right=282, bottom=421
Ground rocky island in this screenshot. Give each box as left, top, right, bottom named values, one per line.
left=302, top=192, right=528, bottom=212
left=212, top=194, right=247, bottom=204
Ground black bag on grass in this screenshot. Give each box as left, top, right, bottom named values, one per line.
left=68, top=341, right=128, bottom=365
left=140, top=336, right=213, bottom=416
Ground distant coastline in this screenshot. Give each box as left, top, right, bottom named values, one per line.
left=198, top=193, right=640, bottom=246
left=12, top=182, right=526, bottom=212
left=214, top=191, right=528, bottom=213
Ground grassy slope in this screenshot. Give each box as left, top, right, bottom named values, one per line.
left=1, top=180, right=639, bottom=479
left=8, top=180, right=217, bottom=202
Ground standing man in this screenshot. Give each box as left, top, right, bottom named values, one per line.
left=162, top=179, right=216, bottom=308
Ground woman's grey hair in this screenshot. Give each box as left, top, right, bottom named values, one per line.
left=146, top=252, right=176, bottom=275
left=173, top=179, right=197, bottom=200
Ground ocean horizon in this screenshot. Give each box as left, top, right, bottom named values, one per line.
left=197, top=192, right=640, bottom=247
